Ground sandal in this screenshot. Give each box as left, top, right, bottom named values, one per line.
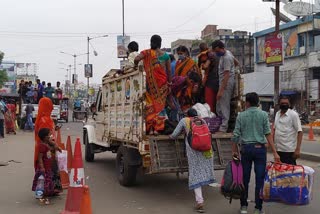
left=195, top=203, right=205, bottom=213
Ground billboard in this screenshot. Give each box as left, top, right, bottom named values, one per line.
left=16, top=63, right=37, bottom=75
left=84, top=64, right=93, bottom=78
left=117, top=35, right=130, bottom=58
left=265, top=33, right=283, bottom=66
left=0, top=61, right=16, bottom=93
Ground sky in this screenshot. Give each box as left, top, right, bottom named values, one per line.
left=0, top=0, right=297, bottom=85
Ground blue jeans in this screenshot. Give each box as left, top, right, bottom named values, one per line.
left=240, top=143, right=266, bottom=210
left=25, top=114, right=34, bottom=130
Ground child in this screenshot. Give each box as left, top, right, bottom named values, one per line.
left=32, top=128, right=62, bottom=204
left=123, top=41, right=142, bottom=73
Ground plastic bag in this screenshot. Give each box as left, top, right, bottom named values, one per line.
left=56, top=150, right=68, bottom=173
left=261, top=162, right=310, bottom=205
left=303, top=165, right=315, bottom=200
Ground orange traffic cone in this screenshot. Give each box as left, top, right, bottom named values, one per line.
left=308, top=124, right=316, bottom=141
left=56, top=129, right=65, bottom=150
left=66, top=136, right=73, bottom=172
left=80, top=186, right=93, bottom=214
left=61, top=138, right=85, bottom=214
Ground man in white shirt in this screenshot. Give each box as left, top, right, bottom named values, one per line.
left=274, top=96, right=303, bottom=165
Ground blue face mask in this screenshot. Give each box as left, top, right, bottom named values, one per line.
left=216, top=51, right=225, bottom=57
left=178, top=55, right=186, bottom=60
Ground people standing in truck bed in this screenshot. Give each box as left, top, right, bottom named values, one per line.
left=212, top=40, right=236, bottom=133
left=201, top=47, right=219, bottom=113
left=134, top=35, right=171, bottom=135
left=175, top=46, right=203, bottom=111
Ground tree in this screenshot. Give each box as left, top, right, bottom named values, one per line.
left=0, top=51, right=8, bottom=88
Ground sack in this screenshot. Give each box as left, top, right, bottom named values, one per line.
left=261, top=162, right=310, bottom=205
left=203, top=117, right=222, bottom=133
left=192, top=103, right=215, bottom=118
left=56, top=150, right=68, bottom=173
left=187, top=117, right=212, bottom=151
left=221, top=158, right=245, bottom=203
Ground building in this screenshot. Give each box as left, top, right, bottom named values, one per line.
left=201, top=25, right=218, bottom=41
left=171, top=39, right=194, bottom=57
left=252, top=15, right=320, bottom=113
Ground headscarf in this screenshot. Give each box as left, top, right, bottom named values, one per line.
left=33, top=97, right=55, bottom=169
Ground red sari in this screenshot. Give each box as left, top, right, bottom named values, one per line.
left=34, top=97, right=56, bottom=169
left=141, top=49, right=169, bottom=133
left=5, top=104, right=16, bottom=133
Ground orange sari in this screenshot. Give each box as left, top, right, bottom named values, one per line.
left=142, top=49, right=169, bottom=133
left=175, top=58, right=201, bottom=110
left=33, top=97, right=55, bottom=169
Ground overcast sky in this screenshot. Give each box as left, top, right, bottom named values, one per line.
left=0, top=0, right=294, bottom=85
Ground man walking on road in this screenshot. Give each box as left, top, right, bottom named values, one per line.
left=24, top=100, right=35, bottom=131
left=274, top=96, right=303, bottom=165
left=232, top=92, right=280, bottom=214
left=212, top=40, right=235, bottom=132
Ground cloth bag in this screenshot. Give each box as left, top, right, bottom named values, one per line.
left=192, top=103, right=215, bottom=118
left=203, top=117, right=222, bottom=133
left=261, top=162, right=311, bottom=205
left=56, top=150, right=68, bottom=173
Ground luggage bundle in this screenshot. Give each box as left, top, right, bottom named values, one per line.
left=261, top=162, right=314, bottom=205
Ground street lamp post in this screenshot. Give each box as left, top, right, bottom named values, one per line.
left=59, top=62, right=82, bottom=98
left=60, top=51, right=86, bottom=93
left=86, top=35, right=108, bottom=102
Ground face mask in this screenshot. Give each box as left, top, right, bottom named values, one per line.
left=216, top=51, right=225, bottom=57
left=280, top=104, right=289, bottom=111
left=178, top=55, right=186, bottom=60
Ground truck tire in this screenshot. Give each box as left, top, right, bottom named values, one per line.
left=84, top=132, right=95, bottom=162
left=116, top=146, right=138, bottom=186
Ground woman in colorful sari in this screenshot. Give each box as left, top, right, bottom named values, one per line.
left=5, top=102, right=16, bottom=134
left=134, top=35, right=171, bottom=135
left=175, top=45, right=203, bottom=111
left=33, top=97, right=62, bottom=198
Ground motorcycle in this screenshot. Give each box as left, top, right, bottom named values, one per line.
left=299, top=112, right=309, bottom=125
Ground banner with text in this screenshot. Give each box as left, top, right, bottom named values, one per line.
left=265, top=33, right=283, bottom=67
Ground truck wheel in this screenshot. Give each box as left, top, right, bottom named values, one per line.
left=84, top=133, right=95, bottom=162
left=116, top=146, right=138, bottom=186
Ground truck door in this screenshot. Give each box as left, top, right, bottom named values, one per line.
left=94, top=90, right=105, bottom=142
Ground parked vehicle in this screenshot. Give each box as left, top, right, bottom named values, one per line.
left=83, top=69, right=242, bottom=186
left=21, top=103, right=60, bottom=122
left=53, top=97, right=69, bottom=122
left=299, top=111, right=309, bottom=125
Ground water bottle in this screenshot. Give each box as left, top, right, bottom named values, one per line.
left=35, top=175, right=45, bottom=199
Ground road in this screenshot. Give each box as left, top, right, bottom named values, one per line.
left=0, top=121, right=319, bottom=214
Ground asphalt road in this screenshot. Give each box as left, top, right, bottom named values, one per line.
left=0, top=121, right=319, bottom=214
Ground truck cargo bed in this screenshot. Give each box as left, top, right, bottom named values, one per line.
left=148, top=133, right=233, bottom=174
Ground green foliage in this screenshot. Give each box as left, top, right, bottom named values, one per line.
left=0, top=70, right=8, bottom=88
left=0, top=51, right=3, bottom=64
